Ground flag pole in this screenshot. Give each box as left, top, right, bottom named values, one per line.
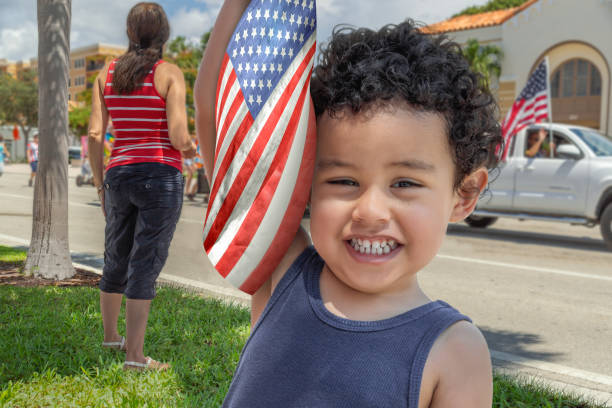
left=544, top=56, right=553, bottom=157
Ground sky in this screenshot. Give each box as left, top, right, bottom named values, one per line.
left=0, top=0, right=490, bottom=62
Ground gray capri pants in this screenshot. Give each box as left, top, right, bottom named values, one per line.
left=99, top=163, right=183, bottom=300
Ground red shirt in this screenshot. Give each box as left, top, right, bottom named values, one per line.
left=104, top=59, right=182, bottom=172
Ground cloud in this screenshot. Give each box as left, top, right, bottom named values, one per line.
left=315, top=0, right=490, bottom=46
left=170, top=7, right=220, bottom=44
left=0, top=0, right=490, bottom=62
left=0, top=22, right=37, bottom=62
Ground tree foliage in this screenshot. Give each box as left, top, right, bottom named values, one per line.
left=68, top=105, right=91, bottom=137
left=164, top=32, right=210, bottom=133
left=454, top=0, right=530, bottom=17
left=0, top=69, right=38, bottom=143
left=462, top=38, right=503, bottom=90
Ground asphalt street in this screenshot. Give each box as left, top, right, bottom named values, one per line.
left=1, top=163, right=610, bottom=404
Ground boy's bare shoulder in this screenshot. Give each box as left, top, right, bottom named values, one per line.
left=269, top=225, right=310, bottom=292
left=420, top=320, right=492, bottom=408
left=250, top=226, right=310, bottom=325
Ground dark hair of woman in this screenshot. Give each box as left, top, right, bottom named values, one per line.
left=112, top=2, right=169, bottom=95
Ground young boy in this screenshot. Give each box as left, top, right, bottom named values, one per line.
left=195, top=2, right=501, bottom=407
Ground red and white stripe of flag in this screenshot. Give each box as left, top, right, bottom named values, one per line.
left=500, top=90, right=549, bottom=160
left=203, top=33, right=317, bottom=294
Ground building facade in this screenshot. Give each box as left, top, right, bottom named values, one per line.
left=425, top=0, right=612, bottom=136
left=68, top=43, right=126, bottom=102
left=0, top=58, right=37, bottom=79
left=1, top=43, right=126, bottom=160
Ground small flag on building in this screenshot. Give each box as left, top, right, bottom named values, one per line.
left=499, top=58, right=550, bottom=160
left=203, top=0, right=317, bottom=294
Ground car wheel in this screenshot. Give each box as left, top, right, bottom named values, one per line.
left=600, top=204, right=612, bottom=251
left=465, top=215, right=498, bottom=228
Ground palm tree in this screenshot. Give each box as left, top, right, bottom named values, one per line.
left=25, top=0, right=74, bottom=279
left=462, top=38, right=503, bottom=90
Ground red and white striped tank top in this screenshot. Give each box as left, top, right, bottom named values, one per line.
left=104, top=59, right=182, bottom=171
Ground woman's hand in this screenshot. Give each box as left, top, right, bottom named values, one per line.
left=182, top=142, right=197, bottom=159
left=97, top=186, right=107, bottom=217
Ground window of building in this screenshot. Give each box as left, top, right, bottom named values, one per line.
left=73, top=76, right=85, bottom=86
left=552, top=59, right=601, bottom=98
left=550, top=58, right=602, bottom=128
left=74, top=58, right=85, bottom=69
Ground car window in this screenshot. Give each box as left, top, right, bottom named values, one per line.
left=551, top=133, right=581, bottom=159
left=570, top=128, right=612, bottom=157
left=524, top=127, right=555, bottom=159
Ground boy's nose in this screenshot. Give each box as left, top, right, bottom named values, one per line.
left=351, top=187, right=391, bottom=226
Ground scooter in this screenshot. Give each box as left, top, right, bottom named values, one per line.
left=76, top=160, right=94, bottom=186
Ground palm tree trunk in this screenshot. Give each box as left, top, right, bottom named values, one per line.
left=25, top=0, right=74, bottom=279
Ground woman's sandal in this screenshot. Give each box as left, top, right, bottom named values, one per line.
left=102, top=336, right=126, bottom=352
left=123, top=357, right=170, bottom=371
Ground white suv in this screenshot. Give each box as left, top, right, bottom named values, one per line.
left=466, top=123, right=612, bottom=250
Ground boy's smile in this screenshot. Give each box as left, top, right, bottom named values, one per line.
left=309, top=106, right=476, bottom=314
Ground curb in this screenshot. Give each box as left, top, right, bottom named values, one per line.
left=73, top=261, right=250, bottom=306
left=0, top=233, right=249, bottom=307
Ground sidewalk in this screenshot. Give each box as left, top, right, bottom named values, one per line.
left=3, top=162, right=82, bottom=178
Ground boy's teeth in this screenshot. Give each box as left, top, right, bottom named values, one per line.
left=349, top=238, right=397, bottom=256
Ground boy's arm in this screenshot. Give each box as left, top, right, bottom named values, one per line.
left=423, top=321, right=492, bottom=408
left=194, top=0, right=250, bottom=183
left=250, top=225, right=310, bottom=326
left=195, top=0, right=310, bottom=325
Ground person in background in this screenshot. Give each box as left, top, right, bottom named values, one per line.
left=525, top=128, right=555, bottom=158
left=103, top=123, right=115, bottom=167
left=0, top=135, right=9, bottom=177
left=88, top=2, right=196, bottom=371
left=27, top=133, right=39, bottom=187
left=183, top=135, right=198, bottom=201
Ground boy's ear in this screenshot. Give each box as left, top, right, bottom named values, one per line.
left=449, top=167, right=488, bottom=223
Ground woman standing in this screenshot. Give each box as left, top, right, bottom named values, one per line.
left=88, top=2, right=196, bottom=371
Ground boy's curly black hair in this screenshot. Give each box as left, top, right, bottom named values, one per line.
left=310, top=20, right=503, bottom=194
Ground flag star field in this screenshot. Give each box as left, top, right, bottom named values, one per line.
left=229, top=0, right=316, bottom=117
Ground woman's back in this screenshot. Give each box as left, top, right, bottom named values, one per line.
left=104, top=59, right=182, bottom=171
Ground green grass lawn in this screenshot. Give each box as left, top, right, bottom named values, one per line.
left=0, top=246, right=607, bottom=407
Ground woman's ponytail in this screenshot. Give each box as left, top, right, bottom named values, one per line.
left=112, top=2, right=169, bottom=95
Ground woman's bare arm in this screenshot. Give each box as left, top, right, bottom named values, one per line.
left=88, top=64, right=110, bottom=191
left=194, top=0, right=250, bottom=183
left=160, top=63, right=196, bottom=155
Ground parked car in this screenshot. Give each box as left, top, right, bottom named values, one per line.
left=68, top=146, right=81, bottom=164
left=466, top=123, right=612, bottom=250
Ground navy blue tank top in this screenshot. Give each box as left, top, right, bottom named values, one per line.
left=223, top=247, right=471, bottom=408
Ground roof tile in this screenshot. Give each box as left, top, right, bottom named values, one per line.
left=422, top=0, right=538, bottom=34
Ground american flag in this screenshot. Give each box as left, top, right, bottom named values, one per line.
left=203, top=0, right=317, bottom=294
left=500, top=58, right=550, bottom=160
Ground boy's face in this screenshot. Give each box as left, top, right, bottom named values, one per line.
left=310, top=107, right=481, bottom=296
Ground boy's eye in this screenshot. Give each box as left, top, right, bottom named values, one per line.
left=328, top=179, right=358, bottom=187
left=392, top=179, right=421, bottom=188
